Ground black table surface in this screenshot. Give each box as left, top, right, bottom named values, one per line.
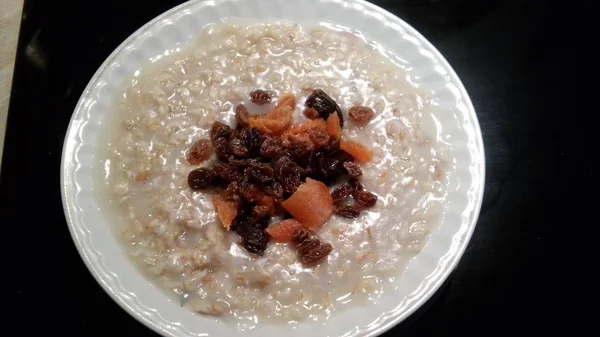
left=2, top=0, right=588, bottom=335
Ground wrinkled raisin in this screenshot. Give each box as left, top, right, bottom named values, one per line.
left=355, top=190, right=377, bottom=209
left=229, top=138, right=250, bottom=158
left=210, top=121, right=232, bottom=142
left=260, top=136, right=286, bottom=158
left=187, top=168, right=215, bottom=190
left=308, top=128, right=329, bottom=148
left=331, top=182, right=353, bottom=204
left=212, top=162, right=241, bottom=182
left=223, top=182, right=240, bottom=201
left=349, top=179, right=364, bottom=198
left=252, top=205, right=270, bottom=218
left=229, top=157, right=259, bottom=168
left=303, top=107, right=320, bottom=119
left=239, top=182, right=264, bottom=203
left=343, top=161, right=362, bottom=178
left=264, top=182, right=283, bottom=201
left=291, top=227, right=333, bottom=265
left=240, top=127, right=262, bottom=156
left=274, top=156, right=306, bottom=195
left=305, top=89, right=344, bottom=126
left=308, top=151, right=327, bottom=181
left=235, top=104, right=250, bottom=127
left=348, top=106, right=375, bottom=126
left=246, top=163, right=274, bottom=184
left=186, top=139, right=212, bottom=165
left=242, top=225, right=269, bottom=256
left=335, top=205, right=361, bottom=218
left=213, top=137, right=231, bottom=161
left=249, top=89, right=273, bottom=105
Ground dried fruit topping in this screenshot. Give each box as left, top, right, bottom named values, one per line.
left=239, top=181, right=264, bottom=203
left=185, top=89, right=379, bottom=263
left=248, top=94, right=295, bottom=135
left=281, top=178, right=333, bottom=231
left=212, top=194, right=238, bottom=230
left=303, top=107, right=319, bottom=119
left=291, top=227, right=333, bottom=265
left=213, top=137, right=232, bottom=161
left=260, top=136, right=286, bottom=158
left=250, top=89, right=273, bottom=105
left=240, top=127, right=262, bottom=156
left=326, top=113, right=342, bottom=138
left=308, top=128, right=330, bottom=148
left=188, top=168, right=215, bottom=190
left=235, top=104, right=250, bottom=127
left=187, top=139, right=212, bottom=165
left=335, top=205, right=361, bottom=218
left=305, top=89, right=344, bottom=126
left=229, top=138, right=250, bottom=158
left=266, top=219, right=305, bottom=243
left=340, top=140, right=373, bottom=164
left=210, top=121, right=232, bottom=142
left=343, top=161, right=362, bottom=178
left=331, top=181, right=354, bottom=205
left=212, top=162, right=241, bottom=183
left=348, top=106, right=375, bottom=126
left=355, top=190, right=378, bottom=209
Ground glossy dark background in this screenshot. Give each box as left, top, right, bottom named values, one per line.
left=2, top=0, right=587, bottom=335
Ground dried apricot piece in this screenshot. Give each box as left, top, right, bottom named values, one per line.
left=340, top=140, right=373, bottom=164
left=281, top=178, right=333, bottom=231
left=212, top=194, right=238, bottom=231
left=248, top=94, right=295, bottom=135
left=266, top=219, right=305, bottom=243
left=326, top=113, right=342, bottom=138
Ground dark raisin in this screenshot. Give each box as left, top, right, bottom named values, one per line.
left=214, top=137, right=231, bottom=161
left=235, top=104, right=250, bottom=127
left=299, top=242, right=333, bottom=265
left=264, top=182, right=283, bottom=201
left=335, top=205, right=361, bottom=218
left=355, top=190, right=377, bottom=209
left=242, top=225, right=269, bottom=256
left=308, top=128, right=329, bottom=148
left=210, top=121, right=232, bottom=142
left=303, top=107, right=320, bottom=119
left=291, top=227, right=332, bottom=265
left=305, top=89, right=344, bottom=126
left=212, top=162, right=241, bottom=182
left=348, top=178, right=364, bottom=198
left=187, top=168, right=215, bottom=190
left=323, top=154, right=352, bottom=181
left=287, top=141, right=314, bottom=165
left=223, top=182, right=240, bottom=201
left=239, top=182, right=264, bottom=203
left=308, top=151, right=328, bottom=181
left=249, top=89, right=273, bottom=105
left=229, top=157, right=260, bottom=168
left=343, top=161, right=362, bottom=178
left=229, top=138, right=250, bottom=158
left=331, top=182, right=353, bottom=204
left=240, top=127, right=262, bottom=156
left=260, top=136, right=286, bottom=158
left=274, top=156, right=306, bottom=195
left=348, top=106, right=375, bottom=126
left=252, top=205, right=270, bottom=218
left=186, top=139, right=212, bottom=165
left=246, top=163, right=274, bottom=184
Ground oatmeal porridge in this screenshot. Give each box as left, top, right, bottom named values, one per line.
left=96, top=21, right=450, bottom=327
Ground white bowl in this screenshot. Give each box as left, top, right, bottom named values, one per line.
left=60, top=0, right=485, bottom=336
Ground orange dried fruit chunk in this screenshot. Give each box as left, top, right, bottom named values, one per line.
left=340, top=140, right=373, bottom=164
left=248, top=94, right=295, bottom=135
left=281, top=178, right=333, bottom=231
left=326, top=113, right=342, bottom=138
left=212, top=194, right=238, bottom=231
left=266, top=219, right=305, bottom=243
